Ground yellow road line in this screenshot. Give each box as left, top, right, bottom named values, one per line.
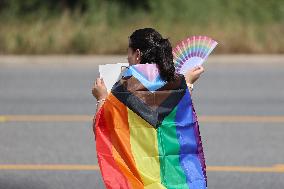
left=0, top=116, right=7, bottom=122
left=0, top=164, right=284, bottom=173
left=1, top=115, right=284, bottom=123
left=0, top=115, right=93, bottom=122
left=0, top=164, right=99, bottom=171
left=208, top=164, right=284, bottom=173
left=199, top=115, right=284, bottom=123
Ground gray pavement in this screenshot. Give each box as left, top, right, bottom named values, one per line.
left=0, top=55, right=284, bottom=189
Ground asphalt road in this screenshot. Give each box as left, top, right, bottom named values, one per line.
left=0, top=55, right=283, bottom=189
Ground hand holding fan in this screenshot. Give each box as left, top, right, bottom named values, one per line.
left=173, top=36, right=218, bottom=74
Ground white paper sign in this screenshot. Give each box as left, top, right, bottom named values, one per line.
left=99, top=63, right=129, bottom=92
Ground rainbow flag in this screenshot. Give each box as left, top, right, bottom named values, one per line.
left=94, top=64, right=207, bottom=189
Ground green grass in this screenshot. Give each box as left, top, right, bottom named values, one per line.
left=0, top=0, right=283, bottom=54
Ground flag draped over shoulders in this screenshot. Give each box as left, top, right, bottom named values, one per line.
left=94, top=64, right=207, bottom=189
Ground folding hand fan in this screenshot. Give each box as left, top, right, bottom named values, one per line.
left=173, top=36, right=218, bottom=74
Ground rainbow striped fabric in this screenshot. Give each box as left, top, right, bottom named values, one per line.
left=94, top=64, right=207, bottom=189
left=173, top=36, right=218, bottom=75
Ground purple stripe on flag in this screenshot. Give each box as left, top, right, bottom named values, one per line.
left=175, top=89, right=206, bottom=188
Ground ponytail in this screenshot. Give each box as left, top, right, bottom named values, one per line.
left=156, top=38, right=176, bottom=82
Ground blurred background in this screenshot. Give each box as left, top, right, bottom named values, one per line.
left=0, top=1, right=284, bottom=189
left=0, top=0, right=283, bottom=54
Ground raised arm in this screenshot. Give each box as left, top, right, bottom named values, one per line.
left=185, top=66, right=205, bottom=94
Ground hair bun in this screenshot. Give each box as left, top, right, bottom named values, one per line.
left=159, top=38, right=169, bottom=46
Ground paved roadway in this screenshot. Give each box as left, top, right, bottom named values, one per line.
left=0, top=55, right=284, bottom=189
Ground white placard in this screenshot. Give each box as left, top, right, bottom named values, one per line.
left=99, top=63, right=129, bottom=92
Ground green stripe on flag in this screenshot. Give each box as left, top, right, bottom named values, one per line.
left=157, top=107, right=189, bottom=189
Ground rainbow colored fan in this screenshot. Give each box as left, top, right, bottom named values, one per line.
left=173, top=36, right=218, bottom=74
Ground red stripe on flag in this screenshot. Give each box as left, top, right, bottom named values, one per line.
left=94, top=107, right=132, bottom=189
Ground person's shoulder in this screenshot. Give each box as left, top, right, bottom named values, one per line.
left=161, top=73, right=186, bottom=90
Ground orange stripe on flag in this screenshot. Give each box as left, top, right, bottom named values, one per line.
left=104, top=94, right=144, bottom=188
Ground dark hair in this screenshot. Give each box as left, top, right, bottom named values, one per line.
left=129, top=28, right=176, bottom=82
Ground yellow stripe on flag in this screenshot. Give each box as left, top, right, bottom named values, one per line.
left=128, top=109, right=165, bottom=188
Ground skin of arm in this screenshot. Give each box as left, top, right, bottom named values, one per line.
left=92, top=78, right=108, bottom=116
left=186, top=66, right=204, bottom=96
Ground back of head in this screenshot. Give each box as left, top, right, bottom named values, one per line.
left=129, top=28, right=176, bottom=82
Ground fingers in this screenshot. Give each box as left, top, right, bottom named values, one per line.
left=92, top=77, right=108, bottom=100
left=93, top=78, right=106, bottom=92
left=94, top=78, right=104, bottom=86
left=95, top=78, right=101, bottom=85
left=186, top=65, right=205, bottom=84
left=192, top=66, right=205, bottom=74
left=191, top=66, right=201, bottom=72
left=197, top=66, right=205, bottom=73
left=190, top=65, right=204, bottom=72
left=100, top=78, right=105, bottom=85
